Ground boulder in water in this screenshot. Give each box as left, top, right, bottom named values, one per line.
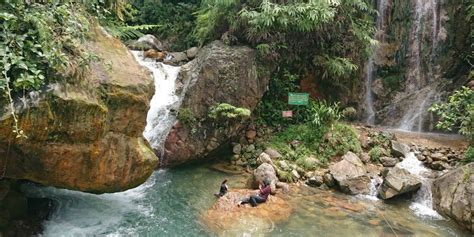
left=163, top=52, right=188, bottom=66
left=377, top=167, right=421, bottom=199
left=201, top=189, right=292, bottom=235
left=329, top=152, right=370, bottom=195
left=432, top=163, right=473, bottom=232
left=391, top=140, right=410, bottom=158
left=0, top=26, right=158, bottom=193
left=129, top=34, right=164, bottom=51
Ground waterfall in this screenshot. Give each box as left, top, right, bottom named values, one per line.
left=131, top=51, right=181, bottom=154
left=397, top=152, right=443, bottom=219
left=364, top=0, right=388, bottom=124
left=396, top=0, right=441, bottom=132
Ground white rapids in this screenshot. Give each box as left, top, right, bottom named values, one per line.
left=131, top=51, right=181, bottom=152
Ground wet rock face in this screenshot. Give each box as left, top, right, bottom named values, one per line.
left=0, top=27, right=158, bottom=193
left=201, top=189, right=292, bottom=235
left=432, top=163, right=473, bottom=232
left=329, top=152, right=370, bottom=195
left=162, top=41, right=269, bottom=166
left=0, top=180, right=54, bottom=236
left=377, top=167, right=421, bottom=199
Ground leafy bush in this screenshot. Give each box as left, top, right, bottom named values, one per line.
left=270, top=122, right=361, bottom=164
left=342, top=107, right=357, bottom=121
left=464, top=146, right=474, bottom=163
left=308, top=101, right=341, bottom=128
left=368, top=146, right=384, bottom=162
left=429, top=86, right=474, bottom=143
left=208, top=103, right=251, bottom=120
left=129, top=0, right=200, bottom=50
left=177, top=107, right=196, bottom=127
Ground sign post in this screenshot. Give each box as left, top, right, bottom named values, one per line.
left=288, top=93, right=309, bottom=105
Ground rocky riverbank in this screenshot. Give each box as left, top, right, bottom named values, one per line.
left=213, top=123, right=472, bottom=233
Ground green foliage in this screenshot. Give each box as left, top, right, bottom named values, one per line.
left=130, top=0, right=200, bottom=50
left=177, top=107, right=197, bottom=127
left=464, top=146, right=474, bottom=163
left=208, top=103, right=251, bottom=120
left=195, top=0, right=240, bottom=45
left=341, top=107, right=357, bottom=121
left=429, top=86, right=474, bottom=143
left=276, top=168, right=294, bottom=183
left=308, top=101, right=341, bottom=128
left=368, top=146, right=384, bottom=162
left=1, top=1, right=91, bottom=93
left=270, top=122, right=361, bottom=164
left=382, top=75, right=403, bottom=92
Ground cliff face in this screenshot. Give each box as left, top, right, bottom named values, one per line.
left=0, top=27, right=158, bottom=193
left=360, top=0, right=471, bottom=130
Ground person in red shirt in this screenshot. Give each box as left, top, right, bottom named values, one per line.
left=238, top=179, right=272, bottom=207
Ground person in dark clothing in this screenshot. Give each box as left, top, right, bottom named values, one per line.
left=238, top=179, right=272, bottom=207
left=214, top=179, right=228, bottom=197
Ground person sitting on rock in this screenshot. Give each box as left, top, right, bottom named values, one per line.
left=238, top=179, right=272, bottom=207
left=214, top=179, right=228, bottom=197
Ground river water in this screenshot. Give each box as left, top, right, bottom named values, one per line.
left=22, top=162, right=470, bottom=237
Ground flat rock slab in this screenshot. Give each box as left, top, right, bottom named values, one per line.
left=201, top=189, right=292, bottom=235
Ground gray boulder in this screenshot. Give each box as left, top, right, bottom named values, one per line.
left=380, top=157, right=398, bottom=167
left=250, top=163, right=278, bottom=193
left=256, top=152, right=273, bottom=166
left=129, top=34, right=163, bottom=51
left=163, top=52, right=188, bottom=66
left=264, top=148, right=282, bottom=159
left=186, top=47, right=199, bottom=59
left=391, top=140, right=410, bottom=157
left=377, top=167, right=421, bottom=199
left=432, top=163, right=473, bottom=232
left=329, top=152, right=370, bottom=195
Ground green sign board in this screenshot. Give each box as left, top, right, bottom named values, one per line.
left=288, top=93, right=309, bottom=105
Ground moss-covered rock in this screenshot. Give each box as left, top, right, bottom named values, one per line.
left=0, top=26, right=158, bottom=193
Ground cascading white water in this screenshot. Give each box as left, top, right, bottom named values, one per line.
left=397, top=152, right=443, bottom=219
left=364, top=0, right=388, bottom=124
left=131, top=51, right=181, bottom=152
left=397, top=0, right=441, bottom=132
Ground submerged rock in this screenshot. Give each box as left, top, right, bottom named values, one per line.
left=162, top=41, right=269, bottom=166
left=432, top=163, right=473, bottom=232
left=0, top=26, right=158, bottom=193
left=377, top=167, right=421, bottom=199
left=329, top=152, right=370, bottom=195
left=201, top=189, right=292, bottom=235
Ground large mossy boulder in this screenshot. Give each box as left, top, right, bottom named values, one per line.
left=0, top=26, right=158, bottom=193
left=162, top=41, right=269, bottom=166
left=432, top=163, right=473, bottom=232
left=329, top=152, right=370, bottom=195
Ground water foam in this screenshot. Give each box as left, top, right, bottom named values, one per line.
left=397, top=152, right=443, bottom=219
